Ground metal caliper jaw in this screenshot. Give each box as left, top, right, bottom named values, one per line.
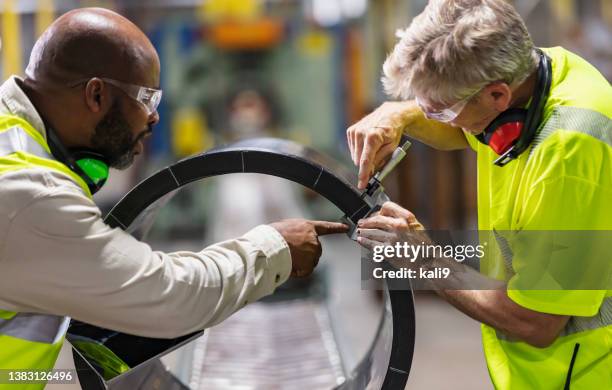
left=343, top=184, right=390, bottom=241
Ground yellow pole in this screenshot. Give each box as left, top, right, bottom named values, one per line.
left=1, top=0, right=22, bottom=80
left=199, top=0, right=262, bottom=22
left=603, top=0, right=612, bottom=27
left=548, top=0, right=576, bottom=26
left=35, top=0, right=55, bottom=38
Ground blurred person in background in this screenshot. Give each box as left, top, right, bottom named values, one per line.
left=347, top=0, right=611, bottom=389
left=0, top=7, right=347, bottom=384
left=212, top=88, right=306, bottom=242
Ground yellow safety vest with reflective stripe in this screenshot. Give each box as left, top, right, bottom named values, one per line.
left=0, top=114, right=91, bottom=390
left=465, top=47, right=612, bottom=389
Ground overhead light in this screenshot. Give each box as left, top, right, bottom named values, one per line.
left=312, top=0, right=342, bottom=27
left=340, top=0, right=368, bottom=19
left=310, top=0, right=368, bottom=27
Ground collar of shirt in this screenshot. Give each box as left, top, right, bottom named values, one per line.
left=0, top=75, right=47, bottom=142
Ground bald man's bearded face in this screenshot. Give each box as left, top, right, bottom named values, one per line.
left=90, top=101, right=147, bottom=169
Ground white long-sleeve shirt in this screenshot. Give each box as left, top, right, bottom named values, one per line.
left=0, top=76, right=292, bottom=338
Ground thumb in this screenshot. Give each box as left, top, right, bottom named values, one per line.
left=312, top=221, right=350, bottom=235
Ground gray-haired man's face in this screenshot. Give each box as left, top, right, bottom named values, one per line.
left=448, top=83, right=515, bottom=134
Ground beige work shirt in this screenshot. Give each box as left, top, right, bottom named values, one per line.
left=0, top=76, right=292, bottom=338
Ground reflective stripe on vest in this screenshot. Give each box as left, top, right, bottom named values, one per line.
left=561, top=296, right=612, bottom=337
left=0, top=125, right=50, bottom=159
left=0, top=115, right=91, bottom=196
left=0, top=314, right=70, bottom=344
left=496, top=296, right=612, bottom=341
left=492, top=106, right=612, bottom=342
left=491, top=228, right=611, bottom=339
left=0, top=114, right=91, bottom=381
left=528, top=106, right=612, bottom=160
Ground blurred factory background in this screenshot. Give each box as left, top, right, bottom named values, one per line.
left=2, top=1, right=610, bottom=389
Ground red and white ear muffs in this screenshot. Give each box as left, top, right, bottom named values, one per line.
left=475, top=49, right=552, bottom=166
left=477, top=108, right=527, bottom=155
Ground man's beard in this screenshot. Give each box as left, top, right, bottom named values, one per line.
left=90, top=101, right=146, bottom=170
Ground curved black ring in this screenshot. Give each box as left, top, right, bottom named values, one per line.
left=95, top=138, right=415, bottom=389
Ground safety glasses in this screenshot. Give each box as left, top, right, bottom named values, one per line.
left=416, top=87, right=482, bottom=123
left=70, top=77, right=162, bottom=116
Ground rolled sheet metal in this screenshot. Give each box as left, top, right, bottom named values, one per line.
left=69, top=138, right=415, bottom=390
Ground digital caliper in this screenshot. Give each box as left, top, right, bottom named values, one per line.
left=345, top=137, right=412, bottom=240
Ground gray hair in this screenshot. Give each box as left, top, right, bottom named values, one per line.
left=382, top=0, right=539, bottom=105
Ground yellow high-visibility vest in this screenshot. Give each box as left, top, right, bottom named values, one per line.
left=0, top=114, right=91, bottom=390
left=465, top=47, right=611, bottom=389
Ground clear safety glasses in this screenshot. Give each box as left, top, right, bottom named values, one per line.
left=415, top=88, right=482, bottom=123
left=70, top=77, right=162, bottom=116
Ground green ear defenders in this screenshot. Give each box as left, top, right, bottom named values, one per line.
left=45, top=126, right=110, bottom=194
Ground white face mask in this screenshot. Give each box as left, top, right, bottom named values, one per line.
left=229, top=108, right=269, bottom=137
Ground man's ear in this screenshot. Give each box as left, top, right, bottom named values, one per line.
left=483, top=82, right=513, bottom=113
left=84, top=78, right=108, bottom=114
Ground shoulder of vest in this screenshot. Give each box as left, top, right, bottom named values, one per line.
left=0, top=157, right=93, bottom=199
left=529, top=105, right=612, bottom=160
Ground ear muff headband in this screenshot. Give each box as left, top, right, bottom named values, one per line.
left=512, top=49, right=552, bottom=156
left=45, top=126, right=109, bottom=194
left=476, top=49, right=552, bottom=166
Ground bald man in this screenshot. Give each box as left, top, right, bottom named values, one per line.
left=0, top=7, right=346, bottom=382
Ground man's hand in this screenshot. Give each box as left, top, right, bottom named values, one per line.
left=356, top=201, right=425, bottom=249
left=346, top=102, right=412, bottom=189
left=356, top=203, right=569, bottom=348
left=270, top=219, right=348, bottom=277
left=347, top=101, right=470, bottom=189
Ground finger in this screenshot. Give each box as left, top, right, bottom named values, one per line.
left=354, top=130, right=365, bottom=167
left=357, top=228, right=396, bottom=243
left=357, top=167, right=371, bottom=190
left=358, top=134, right=383, bottom=189
left=356, top=235, right=384, bottom=251
left=379, top=201, right=413, bottom=219
left=350, top=127, right=360, bottom=164
left=347, top=127, right=355, bottom=163
left=346, top=129, right=351, bottom=160
left=367, top=210, right=381, bottom=219
left=312, top=221, right=350, bottom=235
left=357, top=215, right=403, bottom=231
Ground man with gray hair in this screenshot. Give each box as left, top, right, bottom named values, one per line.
left=348, top=0, right=611, bottom=389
